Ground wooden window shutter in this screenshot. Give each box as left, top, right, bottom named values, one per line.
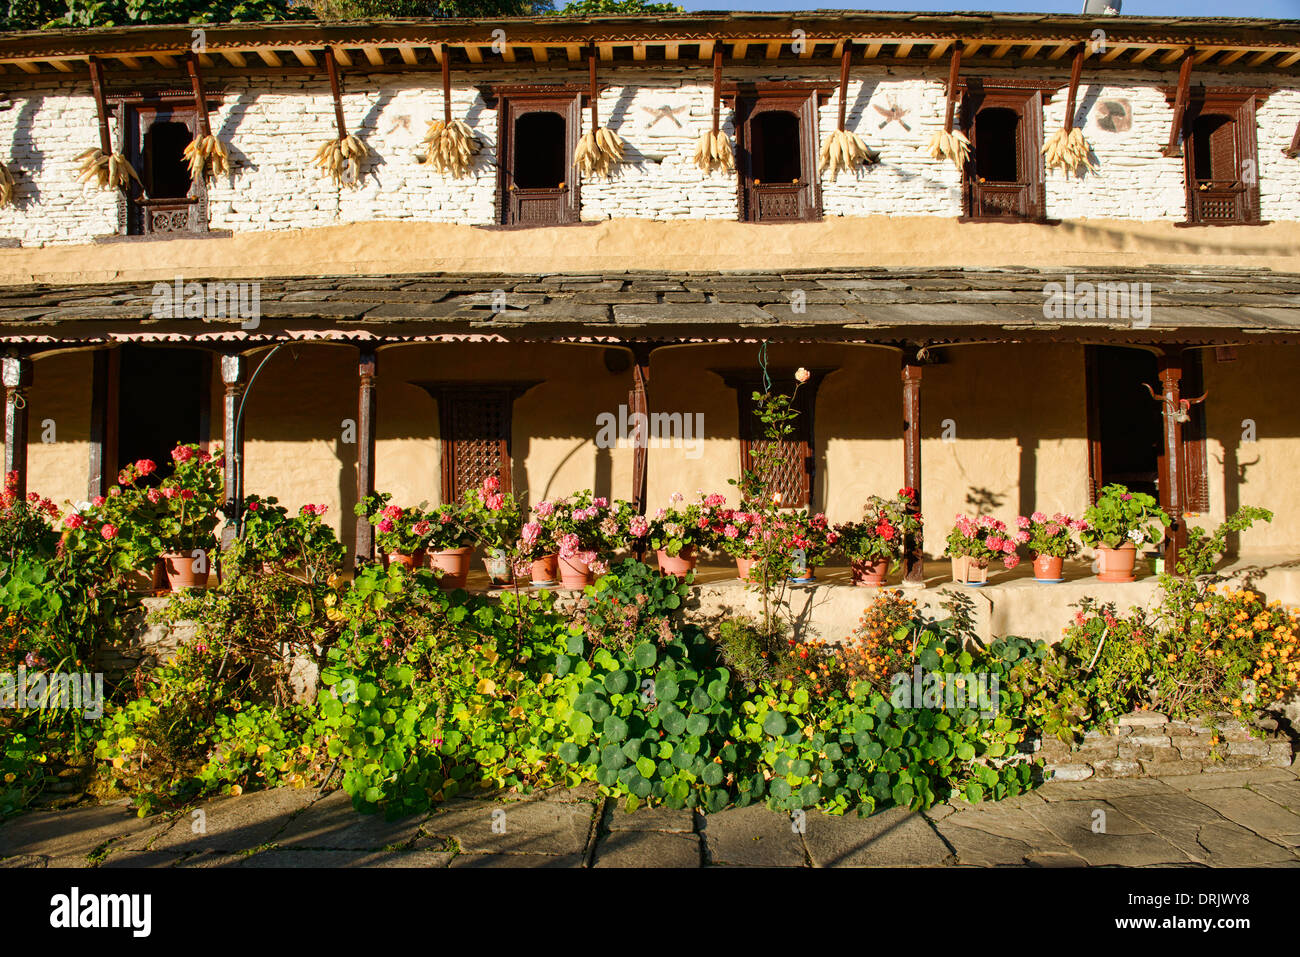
left=440, top=391, right=512, bottom=502
left=1181, top=351, right=1210, bottom=514
left=719, top=368, right=829, bottom=508
left=1181, top=90, right=1262, bottom=225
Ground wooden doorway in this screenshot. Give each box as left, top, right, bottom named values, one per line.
left=116, top=345, right=210, bottom=475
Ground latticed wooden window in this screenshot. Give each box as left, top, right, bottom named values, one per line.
left=961, top=83, right=1046, bottom=222
left=1181, top=91, right=1261, bottom=226
left=720, top=369, right=828, bottom=509
left=438, top=390, right=513, bottom=502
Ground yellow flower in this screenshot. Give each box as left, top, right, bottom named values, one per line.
left=255, top=744, right=271, bottom=756
left=230, top=784, right=243, bottom=796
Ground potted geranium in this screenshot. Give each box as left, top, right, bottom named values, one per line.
left=945, top=514, right=1020, bottom=586
left=767, top=508, right=838, bottom=583
left=517, top=512, right=559, bottom=586
left=835, top=489, right=922, bottom=587
left=538, top=491, right=619, bottom=589
left=355, top=493, right=430, bottom=570
left=424, top=502, right=475, bottom=590
left=1018, top=511, right=1085, bottom=583
left=462, top=476, right=520, bottom=586
left=235, top=496, right=339, bottom=583
left=646, top=491, right=726, bottom=577
left=715, top=510, right=764, bottom=581
left=147, top=445, right=223, bottom=591
left=1080, top=484, right=1170, bottom=583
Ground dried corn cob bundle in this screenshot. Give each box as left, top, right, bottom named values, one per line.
left=926, top=128, right=971, bottom=169
left=182, top=134, right=230, bottom=184
left=313, top=133, right=369, bottom=188
left=0, top=161, right=15, bottom=209
left=1042, top=126, right=1098, bottom=177
left=693, top=129, right=735, bottom=174
left=574, top=126, right=625, bottom=180
left=420, top=118, right=479, bottom=179
left=818, top=128, right=880, bottom=182
left=75, top=148, right=142, bottom=191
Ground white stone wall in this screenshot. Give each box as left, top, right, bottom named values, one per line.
left=1, top=64, right=1297, bottom=245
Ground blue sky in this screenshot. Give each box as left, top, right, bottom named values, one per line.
left=676, top=1, right=1300, bottom=17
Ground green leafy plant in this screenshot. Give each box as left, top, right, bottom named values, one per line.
left=834, top=489, right=921, bottom=569
left=1080, top=484, right=1170, bottom=550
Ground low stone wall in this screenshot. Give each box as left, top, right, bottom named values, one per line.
left=93, top=598, right=197, bottom=688
left=1038, top=711, right=1294, bottom=781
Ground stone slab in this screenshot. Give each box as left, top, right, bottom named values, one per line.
left=593, top=829, right=702, bottom=868
left=448, top=853, right=586, bottom=868
left=273, top=790, right=428, bottom=851
left=150, top=787, right=320, bottom=854
left=1189, top=788, right=1300, bottom=845
left=800, top=807, right=952, bottom=867
left=1026, top=800, right=1192, bottom=866
left=1110, top=791, right=1296, bottom=866
left=697, top=804, right=807, bottom=867
left=422, top=798, right=595, bottom=857
left=238, top=849, right=453, bottom=868
left=602, top=804, right=696, bottom=834
left=0, top=800, right=156, bottom=863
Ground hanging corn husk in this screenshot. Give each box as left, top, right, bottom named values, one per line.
left=818, top=129, right=879, bottom=182
left=693, top=129, right=734, bottom=174
left=927, top=128, right=970, bottom=169
left=1042, top=126, right=1098, bottom=177
left=313, top=133, right=369, bottom=188
left=182, top=133, right=230, bottom=184
left=575, top=126, right=625, bottom=180
left=75, top=147, right=142, bottom=191
left=421, top=119, right=479, bottom=179
left=0, top=161, right=15, bottom=209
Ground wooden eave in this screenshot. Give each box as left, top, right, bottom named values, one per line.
left=0, top=13, right=1298, bottom=79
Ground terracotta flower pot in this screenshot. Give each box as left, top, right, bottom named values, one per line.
left=850, top=558, right=889, bottom=587
left=530, top=553, right=559, bottom=585
left=735, top=557, right=756, bottom=582
left=386, top=548, right=426, bottom=571
left=1096, top=543, right=1138, bottom=583
left=482, top=548, right=513, bottom=587
left=558, top=555, right=594, bottom=589
left=1032, top=553, right=1065, bottom=582
left=951, top=554, right=989, bottom=586
left=428, top=546, right=473, bottom=590
left=162, top=550, right=209, bottom=592
left=656, top=545, right=696, bottom=578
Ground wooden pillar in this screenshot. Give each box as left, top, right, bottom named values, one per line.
left=220, top=353, right=246, bottom=546
left=2, top=355, right=32, bottom=498
left=87, top=347, right=118, bottom=499
left=354, top=346, right=378, bottom=569
left=901, top=356, right=924, bottom=585
left=1157, top=351, right=1187, bottom=569
left=629, top=346, right=652, bottom=515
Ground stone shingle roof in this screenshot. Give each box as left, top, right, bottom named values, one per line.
left=2, top=267, right=1298, bottom=344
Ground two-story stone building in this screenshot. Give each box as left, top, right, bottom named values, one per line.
left=0, top=11, right=1298, bottom=580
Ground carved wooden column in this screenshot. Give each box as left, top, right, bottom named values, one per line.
left=901, top=355, right=924, bottom=585
left=354, top=346, right=379, bottom=569
left=3, top=355, right=33, bottom=499
left=628, top=345, right=653, bottom=515
left=220, top=353, right=246, bottom=546
left=1157, top=350, right=1186, bottom=569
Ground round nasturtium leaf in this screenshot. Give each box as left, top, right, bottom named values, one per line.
left=634, top=642, right=658, bottom=670
left=763, top=712, right=788, bottom=737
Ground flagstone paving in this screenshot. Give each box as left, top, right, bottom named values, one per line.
left=4, top=762, right=1300, bottom=868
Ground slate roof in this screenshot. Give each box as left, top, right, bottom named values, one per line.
left=1, top=266, right=1298, bottom=345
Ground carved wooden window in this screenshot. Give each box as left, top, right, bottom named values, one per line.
left=736, top=92, right=822, bottom=223
left=718, top=369, right=828, bottom=508
left=497, top=92, right=581, bottom=226
left=1181, top=92, right=1261, bottom=225
left=419, top=382, right=537, bottom=502
left=121, top=101, right=209, bottom=236
left=961, top=84, right=1046, bottom=222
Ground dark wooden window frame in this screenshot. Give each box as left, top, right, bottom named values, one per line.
left=1084, top=346, right=1209, bottom=513
left=491, top=86, right=584, bottom=227
left=958, top=80, right=1048, bottom=223
left=417, top=381, right=539, bottom=502
left=1172, top=88, right=1265, bottom=227
left=110, top=91, right=222, bottom=237
left=734, top=84, right=829, bottom=224
left=715, top=367, right=831, bottom=508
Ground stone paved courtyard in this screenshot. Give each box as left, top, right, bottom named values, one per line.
left=3, top=762, right=1300, bottom=868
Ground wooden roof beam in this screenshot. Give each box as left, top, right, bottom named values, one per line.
left=963, top=41, right=983, bottom=57
left=732, top=40, right=749, bottom=59
left=1047, top=42, right=1073, bottom=60
left=1248, top=50, right=1277, bottom=66
left=698, top=39, right=714, bottom=60
left=1278, top=52, right=1300, bottom=68
left=151, top=53, right=178, bottom=69
left=928, top=39, right=952, bottom=59
left=13, top=60, right=40, bottom=74
left=257, top=49, right=282, bottom=67
left=1020, top=42, right=1046, bottom=59
left=597, top=42, right=614, bottom=61
left=864, top=41, right=884, bottom=58
left=399, top=45, right=419, bottom=65
left=634, top=41, right=648, bottom=61
left=1192, top=48, right=1218, bottom=65
left=1217, top=48, right=1249, bottom=66
left=1100, top=44, right=1130, bottom=63
left=991, top=43, right=1015, bottom=58
left=464, top=45, right=483, bottom=64
left=1130, top=46, right=1160, bottom=63
left=220, top=51, right=247, bottom=68
left=111, top=54, right=143, bottom=69
left=333, top=48, right=352, bottom=67
left=50, top=59, right=74, bottom=72
left=1160, top=46, right=1188, bottom=64
left=292, top=48, right=317, bottom=67
left=765, top=40, right=782, bottom=60
left=530, top=44, right=548, bottom=63
left=664, top=42, right=679, bottom=61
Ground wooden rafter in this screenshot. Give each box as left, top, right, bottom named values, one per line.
left=943, top=44, right=961, bottom=135
left=324, top=46, right=348, bottom=141
left=1163, top=49, right=1194, bottom=158
left=1064, top=45, right=1085, bottom=132
left=185, top=50, right=213, bottom=139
